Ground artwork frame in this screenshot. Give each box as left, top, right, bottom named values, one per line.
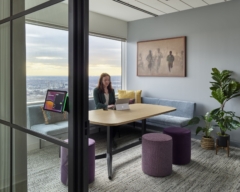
left=137, top=36, right=186, bottom=77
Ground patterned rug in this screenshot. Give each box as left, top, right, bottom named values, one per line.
left=27, top=126, right=240, bottom=192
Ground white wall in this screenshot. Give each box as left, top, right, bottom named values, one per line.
left=127, top=0, right=240, bottom=146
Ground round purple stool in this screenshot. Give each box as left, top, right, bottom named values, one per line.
left=142, top=133, right=172, bottom=177
left=163, top=127, right=191, bottom=165
left=61, top=138, right=95, bottom=185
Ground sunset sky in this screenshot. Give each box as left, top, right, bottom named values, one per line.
left=26, top=24, right=121, bottom=76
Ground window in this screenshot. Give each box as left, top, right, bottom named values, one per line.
left=89, top=35, right=122, bottom=97
left=26, top=24, right=122, bottom=102
left=26, top=24, right=68, bottom=103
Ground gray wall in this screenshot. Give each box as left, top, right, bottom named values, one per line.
left=127, top=0, right=240, bottom=145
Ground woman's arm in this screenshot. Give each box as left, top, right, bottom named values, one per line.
left=93, top=88, right=107, bottom=109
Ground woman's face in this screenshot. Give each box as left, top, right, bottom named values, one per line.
left=102, top=76, right=110, bottom=88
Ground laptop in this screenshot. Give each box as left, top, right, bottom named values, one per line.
left=115, top=98, right=130, bottom=111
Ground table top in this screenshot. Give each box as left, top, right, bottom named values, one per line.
left=89, top=103, right=176, bottom=126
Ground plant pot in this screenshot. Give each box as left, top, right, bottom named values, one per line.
left=216, top=134, right=230, bottom=147
left=201, top=136, right=214, bottom=150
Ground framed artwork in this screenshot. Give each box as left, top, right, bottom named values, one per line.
left=137, top=36, right=186, bottom=77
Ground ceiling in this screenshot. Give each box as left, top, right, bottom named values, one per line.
left=64, top=0, right=231, bottom=22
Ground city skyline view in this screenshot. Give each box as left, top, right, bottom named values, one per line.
left=27, top=76, right=121, bottom=102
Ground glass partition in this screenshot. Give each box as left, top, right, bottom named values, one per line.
left=13, top=1, right=69, bottom=142
left=0, top=22, right=10, bottom=122
left=13, top=129, right=68, bottom=191
left=0, top=125, right=10, bottom=192
left=13, top=0, right=50, bottom=15
left=0, top=0, right=10, bottom=20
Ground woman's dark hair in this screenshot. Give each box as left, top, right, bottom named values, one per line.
left=97, top=73, right=113, bottom=93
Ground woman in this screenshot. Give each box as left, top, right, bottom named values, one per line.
left=93, top=73, right=116, bottom=110
left=93, top=73, right=118, bottom=147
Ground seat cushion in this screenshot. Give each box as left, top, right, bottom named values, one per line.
left=31, top=121, right=68, bottom=136
left=147, top=115, right=190, bottom=127
left=41, top=106, right=68, bottom=124
left=118, top=90, right=142, bottom=103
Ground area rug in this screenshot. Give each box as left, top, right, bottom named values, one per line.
left=27, top=127, right=240, bottom=192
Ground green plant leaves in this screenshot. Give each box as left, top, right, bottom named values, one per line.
left=196, top=127, right=203, bottom=135
left=186, top=117, right=200, bottom=126
left=211, top=88, right=225, bottom=104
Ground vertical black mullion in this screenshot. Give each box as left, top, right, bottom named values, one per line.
left=10, top=0, right=13, bottom=191
left=69, top=0, right=89, bottom=191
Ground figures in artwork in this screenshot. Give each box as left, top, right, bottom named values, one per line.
left=146, top=50, right=153, bottom=72
left=138, top=53, right=144, bottom=69
left=156, top=48, right=163, bottom=72
left=167, top=51, right=175, bottom=72
left=138, top=49, right=180, bottom=75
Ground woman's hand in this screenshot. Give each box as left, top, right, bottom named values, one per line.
left=108, top=105, right=115, bottom=109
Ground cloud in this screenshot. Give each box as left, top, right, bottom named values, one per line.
left=26, top=24, right=122, bottom=76
left=26, top=34, right=41, bottom=37
left=36, top=57, right=64, bottom=60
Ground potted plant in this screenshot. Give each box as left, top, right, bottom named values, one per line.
left=186, top=112, right=214, bottom=149
left=210, top=68, right=240, bottom=147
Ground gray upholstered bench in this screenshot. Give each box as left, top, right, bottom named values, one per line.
left=27, top=99, right=97, bottom=148
left=141, top=97, right=196, bottom=128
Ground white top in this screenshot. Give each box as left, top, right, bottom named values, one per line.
left=104, top=93, right=109, bottom=105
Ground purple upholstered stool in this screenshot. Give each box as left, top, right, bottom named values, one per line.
left=61, top=138, right=95, bottom=185
left=142, top=133, right=172, bottom=177
left=163, top=127, right=191, bottom=165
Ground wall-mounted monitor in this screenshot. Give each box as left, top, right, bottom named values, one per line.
left=43, top=90, right=68, bottom=113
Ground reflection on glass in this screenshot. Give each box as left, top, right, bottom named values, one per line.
left=27, top=135, right=68, bottom=192
left=12, top=2, right=69, bottom=141
left=0, top=0, right=10, bottom=20
left=0, top=22, right=11, bottom=122
left=0, top=125, right=10, bottom=192
left=12, top=130, right=27, bottom=192
left=13, top=0, right=49, bottom=15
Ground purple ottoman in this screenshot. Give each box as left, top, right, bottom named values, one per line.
left=163, top=127, right=191, bottom=165
left=142, top=133, right=172, bottom=177
left=61, top=138, right=95, bottom=185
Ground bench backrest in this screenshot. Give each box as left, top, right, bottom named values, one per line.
left=27, top=99, right=96, bottom=128
left=142, top=97, right=195, bottom=118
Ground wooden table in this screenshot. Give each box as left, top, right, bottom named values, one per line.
left=89, top=103, right=176, bottom=179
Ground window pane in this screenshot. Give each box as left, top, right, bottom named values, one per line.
left=12, top=129, right=68, bottom=191
left=13, top=0, right=69, bottom=141
left=89, top=36, right=122, bottom=97
left=13, top=0, right=49, bottom=15
left=0, top=22, right=10, bottom=122
left=0, top=125, right=10, bottom=192
left=0, top=0, right=10, bottom=20
left=26, top=24, right=68, bottom=103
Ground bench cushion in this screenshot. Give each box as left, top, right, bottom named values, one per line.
left=31, top=121, right=68, bottom=136
left=147, top=115, right=190, bottom=127
left=157, top=99, right=195, bottom=118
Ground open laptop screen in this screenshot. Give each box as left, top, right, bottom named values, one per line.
left=43, top=90, right=68, bottom=113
